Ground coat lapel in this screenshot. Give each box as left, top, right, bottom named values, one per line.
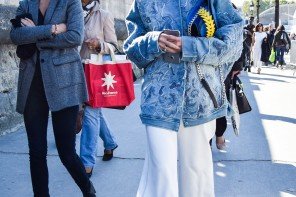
left=44, top=0, right=59, bottom=24
left=28, top=0, right=39, bottom=25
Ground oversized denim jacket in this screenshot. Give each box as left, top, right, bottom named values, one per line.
left=123, top=0, right=244, bottom=131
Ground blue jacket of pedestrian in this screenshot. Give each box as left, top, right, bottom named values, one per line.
left=123, top=0, right=244, bottom=131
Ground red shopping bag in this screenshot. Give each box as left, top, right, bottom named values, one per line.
left=84, top=56, right=135, bottom=108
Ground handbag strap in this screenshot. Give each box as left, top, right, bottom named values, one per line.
left=196, top=64, right=226, bottom=108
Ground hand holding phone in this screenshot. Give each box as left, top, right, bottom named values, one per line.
left=159, top=29, right=182, bottom=64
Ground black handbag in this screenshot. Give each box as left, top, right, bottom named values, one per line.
left=10, top=13, right=37, bottom=60
left=234, top=76, right=252, bottom=114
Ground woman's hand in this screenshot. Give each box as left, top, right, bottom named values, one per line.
left=85, top=38, right=101, bottom=51
left=57, top=23, right=67, bottom=34
left=21, top=18, right=35, bottom=27
left=20, top=18, right=67, bottom=35
left=51, top=23, right=67, bottom=35
left=158, top=33, right=182, bottom=53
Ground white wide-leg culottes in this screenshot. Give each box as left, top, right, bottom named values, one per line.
left=136, top=120, right=216, bottom=197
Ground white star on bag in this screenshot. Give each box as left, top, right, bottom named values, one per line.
left=101, top=71, right=117, bottom=91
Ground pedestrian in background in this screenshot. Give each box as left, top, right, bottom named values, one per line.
left=272, top=25, right=291, bottom=69
left=261, top=26, right=271, bottom=66
left=268, top=24, right=276, bottom=48
left=267, top=24, right=276, bottom=66
left=243, top=26, right=253, bottom=72
left=252, top=23, right=267, bottom=74
left=79, top=0, right=118, bottom=178
left=124, top=0, right=244, bottom=196
left=10, top=0, right=96, bottom=196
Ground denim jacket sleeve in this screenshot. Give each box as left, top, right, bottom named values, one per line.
left=181, top=0, right=244, bottom=66
left=123, top=1, right=164, bottom=69
left=10, top=0, right=53, bottom=45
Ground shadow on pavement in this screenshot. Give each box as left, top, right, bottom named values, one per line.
left=248, top=76, right=289, bottom=83
left=260, top=72, right=296, bottom=80
left=212, top=71, right=296, bottom=196
left=260, top=114, right=296, bottom=124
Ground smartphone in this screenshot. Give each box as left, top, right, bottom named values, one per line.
left=163, top=29, right=181, bottom=64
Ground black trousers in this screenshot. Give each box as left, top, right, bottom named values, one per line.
left=215, top=116, right=227, bottom=137
left=23, top=63, right=91, bottom=197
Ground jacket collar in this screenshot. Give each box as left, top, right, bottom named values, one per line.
left=28, top=0, right=59, bottom=24
left=44, top=0, right=59, bottom=24
left=28, top=0, right=39, bottom=25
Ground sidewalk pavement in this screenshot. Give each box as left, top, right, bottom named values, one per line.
left=0, top=66, right=295, bottom=197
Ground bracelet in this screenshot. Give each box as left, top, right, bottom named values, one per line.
left=54, top=24, right=58, bottom=35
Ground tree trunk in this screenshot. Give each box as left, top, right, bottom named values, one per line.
left=256, top=0, right=260, bottom=23
left=275, top=0, right=280, bottom=28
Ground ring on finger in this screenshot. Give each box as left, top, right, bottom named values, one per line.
left=164, top=46, right=167, bottom=52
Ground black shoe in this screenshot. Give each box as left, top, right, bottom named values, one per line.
left=102, top=145, right=118, bottom=161
left=83, top=181, right=96, bottom=197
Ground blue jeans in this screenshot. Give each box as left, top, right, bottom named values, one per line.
left=276, top=46, right=286, bottom=65
left=80, top=106, right=118, bottom=168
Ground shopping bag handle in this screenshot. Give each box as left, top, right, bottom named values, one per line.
left=105, top=43, right=117, bottom=62
left=87, top=43, right=117, bottom=64
left=87, top=43, right=127, bottom=65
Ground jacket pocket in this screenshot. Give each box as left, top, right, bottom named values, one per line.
left=52, top=52, right=81, bottom=65
left=52, top=53, right=84, bottom=88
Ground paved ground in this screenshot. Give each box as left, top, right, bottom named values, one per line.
left=0, top=66, right=296, bottom=197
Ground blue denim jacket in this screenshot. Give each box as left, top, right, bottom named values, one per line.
left=123, top=0, right=244, bottom=131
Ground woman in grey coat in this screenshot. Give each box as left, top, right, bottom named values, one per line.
left=10, top=0, right=95, bottom=196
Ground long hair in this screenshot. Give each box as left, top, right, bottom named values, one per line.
left=255, top=23, right=263, bottom=32
left=276, top=25, right=285, bottom=32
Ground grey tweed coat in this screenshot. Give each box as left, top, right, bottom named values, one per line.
left=10, top=0, right=88, bottom=114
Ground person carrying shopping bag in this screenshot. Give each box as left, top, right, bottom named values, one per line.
left=79, top=0, right=118, bottom=178
left=10, top=0, right=96, bottom=196
left=123, top=0, right=244, bottom=196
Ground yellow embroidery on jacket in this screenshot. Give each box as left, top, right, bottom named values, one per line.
left=198, top=7, right=216, bottom=38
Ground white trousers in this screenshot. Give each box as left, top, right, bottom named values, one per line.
left=254, top=60, right=262, bottom=69
left=136, top=121, right=216, bottom=197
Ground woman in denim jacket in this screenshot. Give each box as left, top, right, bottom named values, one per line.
left=124, top=0, right=243, bottom=196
